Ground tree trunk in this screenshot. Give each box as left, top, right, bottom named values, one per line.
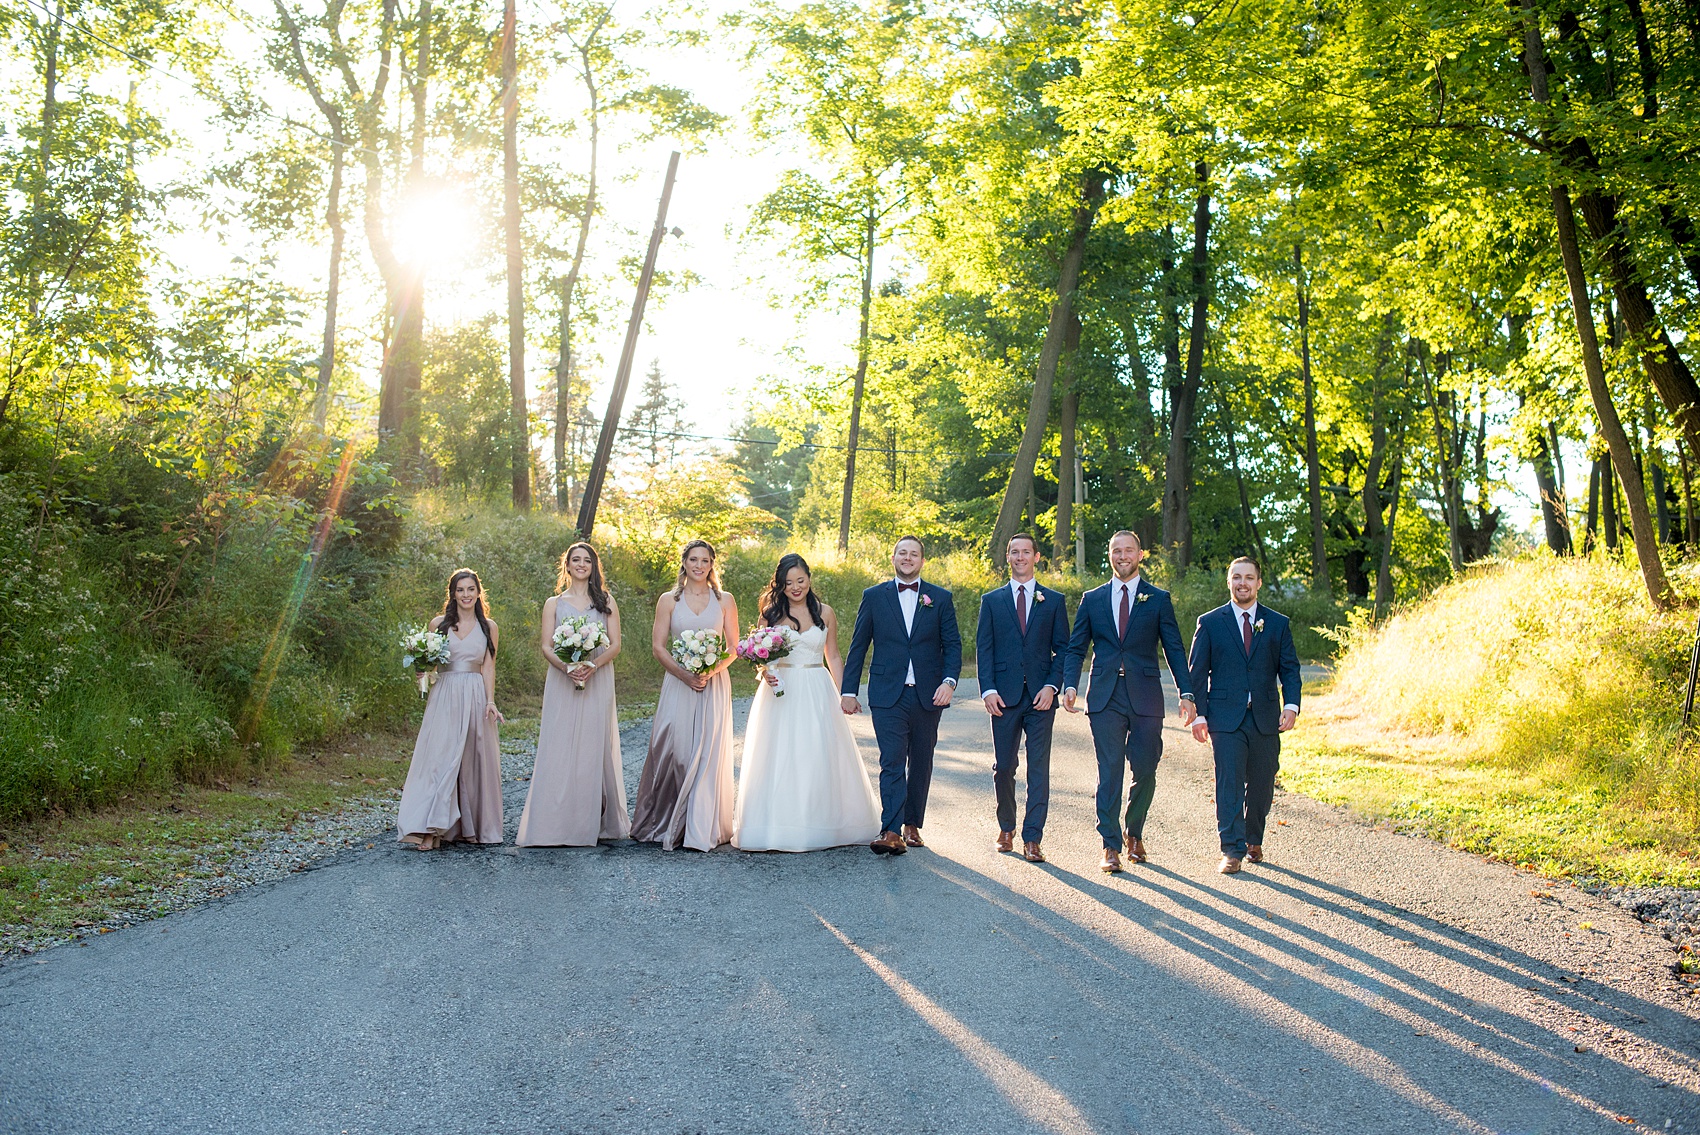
left=1159, top=165, right=1211, bottom=569
left=1543, top=14, right=1700, bottom=458
left=1532, top=425, right=1571, bottom=553
left=1421, top=351, right=1463, bottom=572
left=838, top=205, right=876, bottom=553
left=1157, top=224, right=1180, bottom=548
left=271, top=0, right=350, bottom=431
left=1296, top=243, right=1329, bottom=591
left=1375, top=440, right=1404, bottom=616
left=1523, top=0, right=1671, bottom=607
left=990, top=173, right=1105, bottom=562
left=1219, top=386, right=1269, bottom=574
left=553, top=19, right=605, bottom=512
left=1053, top=312, right=1081, bottom=567
left=1604, top=455, right=1621, bottom=549
left=314, top=135, right=344, bottom=429
left=502, top=0, right=529, bottom=507
left=1584, top=458, right=1600, bottom=552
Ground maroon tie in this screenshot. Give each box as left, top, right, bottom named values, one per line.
left=1242, top=610, right=1253, bottom=656
left=1016, top=584, right=1028, bottom=634
left=1118, top=584, right=1130, bottom=639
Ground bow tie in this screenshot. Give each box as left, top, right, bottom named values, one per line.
left=898, top=581, right=919, bottom=592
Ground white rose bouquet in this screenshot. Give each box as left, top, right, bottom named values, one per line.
left=552, top=616, right=611, bottom=690
left=400, top=625, right=451, bottom=698
left=670, top=628, right=729, bottom=677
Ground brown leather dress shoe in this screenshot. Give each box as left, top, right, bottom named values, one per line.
left=1100, top=848, right=1123, bottom=873
left=1126, top=835, right=1148, bottom=864
left=871, top=831, right=908, bottom=855
left=902, top=825, right=924, bottom=848
left=995, top=830, right=1015, bottom=853
left=1023, top=841, right=1045, bottom=863
left=1218, top=855, right=1243, bottom=874
left=1246, top=844, right=1264, bottom=864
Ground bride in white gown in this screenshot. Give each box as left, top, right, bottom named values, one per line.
left=734, top=553, right=881, bottom=851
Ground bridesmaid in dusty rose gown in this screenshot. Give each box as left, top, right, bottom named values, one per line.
left=631, top=539, right=740, bottom=851
left=516, top=542, right=630, bottom=847
left=397, top=569, right=506, bottom=848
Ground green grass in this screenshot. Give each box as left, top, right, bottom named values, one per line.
left=0, top=732, right=413, bottom=946
left=1284, top=555, right=1700, bottom=888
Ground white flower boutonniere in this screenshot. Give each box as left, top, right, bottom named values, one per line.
left=1254, top=618, right=1265, bottom=633
left=1136, top=591, right=1150, bottom=604
left=1034, top=590, right=1046, bottom=603
left=919, top=593, right=934, bottom=608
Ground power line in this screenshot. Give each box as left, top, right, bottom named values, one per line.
left=612, top=424, right=1019, bottom=460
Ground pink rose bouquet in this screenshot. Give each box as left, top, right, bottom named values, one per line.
left=735, top=625, right=801, bottom=696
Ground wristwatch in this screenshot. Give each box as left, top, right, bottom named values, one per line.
left=943, top=677, right=958, bottom=688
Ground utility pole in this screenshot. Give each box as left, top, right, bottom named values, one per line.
left=575, top=151, right=681, bottom=538
left=1074, top=446, right=1085, bottom=571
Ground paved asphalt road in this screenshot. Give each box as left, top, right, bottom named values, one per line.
left=3, top=680, right=1698, bottom=1135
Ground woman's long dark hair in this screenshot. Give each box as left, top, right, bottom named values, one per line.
left=440, top=568, right=497, bottom=656
left=556, top=542, right=611, bottom=614
left=760, top=553, right=823, bottom=632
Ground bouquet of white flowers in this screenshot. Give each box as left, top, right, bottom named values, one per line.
left=552, top=615, right=611, bottom=690
left=670, top=628, right=729, bottom=676
left=400, top=625, right=451, bottom=698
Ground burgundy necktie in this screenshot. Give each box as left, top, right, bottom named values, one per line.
left=1118, top=584, right=1130, bottom=639
left=1016, top=584, right=1027, bottom=634
left=1242, top=610, right=1253, bottom=656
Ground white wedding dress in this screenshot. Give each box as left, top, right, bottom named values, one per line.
left=734, top=624, right=882, bottom=851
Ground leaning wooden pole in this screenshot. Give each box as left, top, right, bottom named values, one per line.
left=575, top=151, right=680, bottom=538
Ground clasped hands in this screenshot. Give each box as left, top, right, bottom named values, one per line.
left=982, top=686, right=1056, bottom=717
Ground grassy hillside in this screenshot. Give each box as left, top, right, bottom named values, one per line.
left=1286, top=556, right=1700, bottom=887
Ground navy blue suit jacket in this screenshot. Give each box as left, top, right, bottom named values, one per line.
left=1063, top=578, right=1190, bottom=716
left=974, top=582, right=1068, bottom=701
left=1186, top=602, right=1302, bottom=735
left=841, top=580, right=963, bottom=710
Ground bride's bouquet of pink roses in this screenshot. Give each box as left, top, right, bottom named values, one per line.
left=735, top=625, right=800, bottom=696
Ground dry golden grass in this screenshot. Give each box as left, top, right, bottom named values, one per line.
left=1285, top=556, right=1700, bottom=887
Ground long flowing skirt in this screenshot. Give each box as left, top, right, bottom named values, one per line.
left=516, top=662, right=629, bottom=846
left=734, top=667, right=880, bottom=851
left=630, top=671, right=733, bottom=851
left=396, top=672, right=504, bottom=844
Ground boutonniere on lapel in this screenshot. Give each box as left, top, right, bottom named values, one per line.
left=1135, top=591, right=1150, bottom=604
left=1254, top=618, right=1265, bottom=634
left=1033, top=590, right=1046, bottom=603
left=919, top=593, right=934, bottom=608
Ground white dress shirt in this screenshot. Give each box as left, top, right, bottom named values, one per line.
left=981, top=577, right=1053, bottom=702
left=896, top=578, right=919, bottom=686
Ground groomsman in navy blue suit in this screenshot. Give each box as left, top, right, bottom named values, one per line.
left=842, top=535, right=962, bottom=855
left=1063, top=530, right=1195, bottom=873
left=1188, top=556, right=1302, bottom=875
left=975, top=533, right=1069, bottom=863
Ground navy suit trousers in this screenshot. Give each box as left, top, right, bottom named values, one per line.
left=989, top=682, right=1055, bottom=842
left=1088, top=682, right=1164, bottom=848
left=870, top=686, right=940, bottom=833
left=1212, top=723, right=1280, bottom=858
